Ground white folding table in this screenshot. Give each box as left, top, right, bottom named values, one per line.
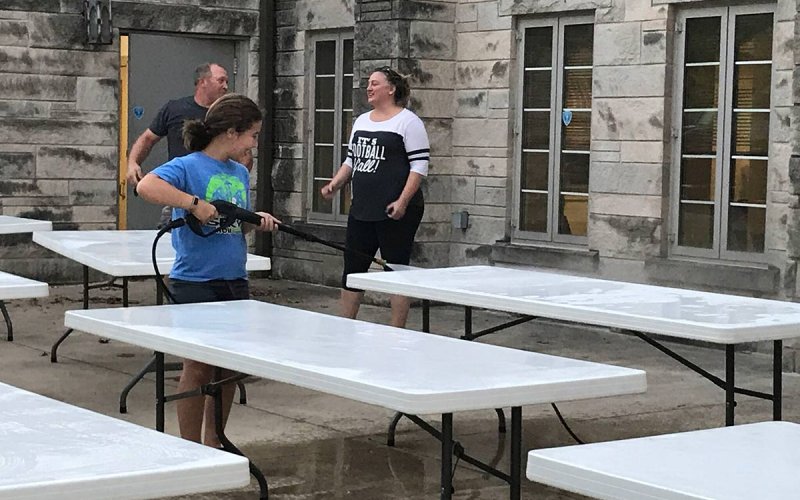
left=0, top=215, right=52, bottom=234
left=65, top=300, right=647, bottom=500
left=0, top=271, right=49, bottom=342
left=33, top=230, right=270, bottom=413
left=0, top=381, right=248, bottom=500
left=32, top=230, right=270, bottom=362
left=0, top=216, right=51, bottom=341
left=527, top=421, right=800, bottom=500
left=347, top=265, right=800, bottom=426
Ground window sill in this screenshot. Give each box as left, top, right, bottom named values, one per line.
left=490, top=241, right=599, bottom=274
left=644, top=257, right=780, bottom=296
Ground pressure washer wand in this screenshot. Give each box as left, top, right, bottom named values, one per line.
left=277, top=222, right=393, bottom=272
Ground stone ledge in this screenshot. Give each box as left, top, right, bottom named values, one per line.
left=490, top=242, right=600, bottom=274
left=644, top=257, right=781, bottom=297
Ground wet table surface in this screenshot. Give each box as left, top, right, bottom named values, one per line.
left=0, top=381, right=248, bottom=500
left=527, top=421, right=800, bottom=500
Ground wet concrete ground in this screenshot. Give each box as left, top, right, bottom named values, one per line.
left=1, top=276, right=798, bottom=499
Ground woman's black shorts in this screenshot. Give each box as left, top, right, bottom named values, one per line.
left=342, top=204, right=424, bottom=291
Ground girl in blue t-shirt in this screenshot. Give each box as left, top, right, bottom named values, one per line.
left=137, top=93, right=278, bottom=447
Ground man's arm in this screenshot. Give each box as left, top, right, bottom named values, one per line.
left=126, top=129, right=162, bottom=188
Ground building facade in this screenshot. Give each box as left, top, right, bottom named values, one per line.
left=0, top=1, right=261, bottom=280
left=272, top=0, right=800, bottom=310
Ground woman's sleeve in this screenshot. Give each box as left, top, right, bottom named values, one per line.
left=405, top=115, right=430, bottom=176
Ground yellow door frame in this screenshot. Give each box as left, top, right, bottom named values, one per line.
left=118, top=35, right=129, bottom=229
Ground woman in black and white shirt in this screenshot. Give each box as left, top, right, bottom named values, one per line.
left=321, top=66, right=430, bottom=328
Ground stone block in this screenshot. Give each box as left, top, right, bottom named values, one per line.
left=276, top=27, right=301, bottom=52
left=36, top=146, right=116, bottom=179
left=0, top=100, right=51, bottom=118
left=272, top=158, right=305, bottom=191
left=425, top=174, right=453, bottom=203
left=394, top=1, right=455, bottom=22
left=590, top=214, right=661, bottom=259
left=0, top=46, right=117, bottom=77
left=498, top=0, right=610, bottom=16
left=451, top=214, right=505, bottom=245
left=28, top=12, right=85, bottom=49
left=0, top=152, right=34, bottom=179
left=592, top=151, right=620, bottom=163
left=491, top=242, right=600, bottom=274
left=273, top=109, right=304, bottom=143
left=69, top=179, right=117, bottom=205
left=623, top=1, right=666, bottom=21
left=71, top=205, right=117, bottom=223
left=275, top=75, right=304, bottom=109
left=641, top=30, right=667, bottom=64
left=590, top=162, right=662, bottom=195
left=592, top=140, right=621, bottom=152
left=591, top=193, right=662, bottom=218
left=594, top=22, right=641, bottom=66
left=0, top=119, right=116, bottom=146
left=76, top=77, right=117, bottom=111
left=452, top=118, right=509, bottom=148
left=457, top=21, right=478, bottom=32
left=487, top=89, right=508, bottom=109
left=0, top=179, right=67, bottom=197
left=451, top=156, right=506, bottom=177
left=451, top=175, right=477, bottom=204
left=771, top=107, right=792, bottom=144
left=0, top=20, right=28, bottom=46
left=276, top=50, right=304, bottom=77
left=765, top=202, right=788, bottom=252
left=398, top=59, right=455, bottom=89
left=475, top=184, right=507, bottom=207
left=457, top=31, right=510, bottom=61
left=114, top=3, right=258, bottom=38
left=620, top=141, right=663, bottom=163
left=452, top=145, right=509, bottom=158
left=426, top=118, right=453, bottom=156
left=774, top=21, right=792, bottom=69
left=409, top=89, right=454, bottom=118
left=476, top=2, right=511, bottom=31
left=456, top=3, right=477, bottom=23
left=1, top=1, right=60, bottom=13
left=593, top=98, right=665, bottom=141
left=593, top=65, right=665, bottom=98
left=0, top=74, right=76, bottom=101
left=355, top=21, right=405, bottom=59
left=455, top=90, right=488, bottom=117
left=298, top=0, right=355, bottom=30
left=410, top=21, right=455, bottom=59
left=772, top=69, right=792, bottom=107
left=455, top=60, right=510, bottom=88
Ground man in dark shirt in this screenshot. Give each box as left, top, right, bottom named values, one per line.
left=127, top=63, right=231, bottom=186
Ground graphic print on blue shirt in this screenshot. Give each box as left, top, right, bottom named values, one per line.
left=150, top=152, right=249, bottom=281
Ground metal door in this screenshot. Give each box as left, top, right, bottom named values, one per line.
left=124, top=33, right=236, bottom=229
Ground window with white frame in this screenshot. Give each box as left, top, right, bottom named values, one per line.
left=672, top=5, right=774, bottom=258
left=308, top=33, right=354, bottom=222
left=515, top=17, right=594, bottom=243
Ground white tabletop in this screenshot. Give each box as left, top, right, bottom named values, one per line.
left=0, top=381, right=248, bottom=500
left=0, top=215, right=52, bottom=234
left=527, top=421, right=800, bottom=500
left=65, top=300, right=646, bottom=415
left=32, top=230, right=270, bottom=277
left=0, top=271, right=48, bottom=301
left=347, top=265, right=800, bottom=343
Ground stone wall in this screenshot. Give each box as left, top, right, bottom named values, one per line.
left=0, top=1, right=260, bottom=282
left=273, top=0, right=798, bottom=306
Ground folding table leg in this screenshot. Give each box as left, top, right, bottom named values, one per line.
left=510, top=407, right=522, bottom=500
left=440, top=413, right=453, bottom=500
left=773, top=339, right=782, bottom=421
left=156, top=352, right=165, bottom=432
left=0, top=301, right=12, bottom=341
left=212, top=367, right=269, bottom=499
left=725, top=345, right=735, bottom=426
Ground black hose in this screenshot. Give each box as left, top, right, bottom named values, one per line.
left=277, top=222, right=394, bottom=271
